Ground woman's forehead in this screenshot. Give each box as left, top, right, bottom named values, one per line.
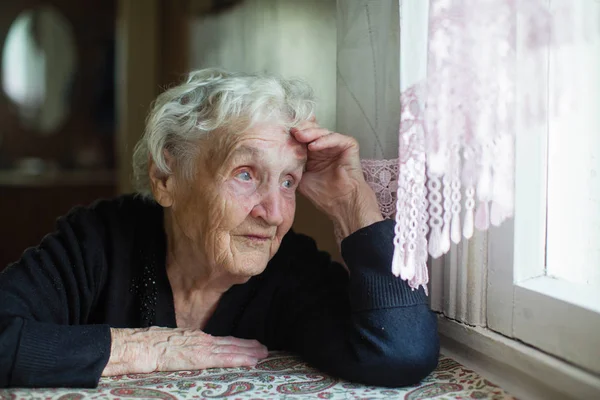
left=230, top=142, right=307, bottom=168
left=231, top=135, right=307, bottom=164
left=206, top=123, right=307, bottom=169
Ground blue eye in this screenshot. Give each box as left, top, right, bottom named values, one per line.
left=236, top=171, right=252, bottom=181
left=282, top=179, right=294, bottom=189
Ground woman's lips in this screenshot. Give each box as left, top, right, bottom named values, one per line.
left=242, top=235, right=271, bottom=241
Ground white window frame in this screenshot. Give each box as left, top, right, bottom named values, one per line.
left=487, top=5, right=600, bottom=374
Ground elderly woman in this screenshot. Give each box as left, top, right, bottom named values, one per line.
left=0, top=69, right=438, bottom=388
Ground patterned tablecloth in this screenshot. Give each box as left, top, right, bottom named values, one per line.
left=0, top=352, right=516, bottom=399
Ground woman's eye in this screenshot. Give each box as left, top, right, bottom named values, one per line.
left=282, top=179, right=294, bottom=189
left=236, top=171, right=252, bottom=181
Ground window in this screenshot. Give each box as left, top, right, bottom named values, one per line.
left=487, top=0, right=600, bottom=375
left=546, top=35, right=600, bottom=290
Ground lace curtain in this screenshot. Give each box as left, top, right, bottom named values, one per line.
left=338, top=0, right=599, bottom=293
left=393, top=0, right=600, bottom=292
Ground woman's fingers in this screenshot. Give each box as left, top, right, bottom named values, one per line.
left=294, top=117, right=319, bottom=132
left=292, top=126, right=358, bottom=155
left=291, top=126, right=331, bottom=144
left=208, top=335, right=268, bottom=361
left=207, top=338, right=268, bottom=369
left=214, top=336, right=266, bottom=350
left=209, top=353, right=259, bottom=368
left=211, top=344, right=268, bottom=358
left=153, top=329, right=269, bottom=371
left=307, top=131, right=357, bottom=153
left=210, top=336, right=268, bottom=358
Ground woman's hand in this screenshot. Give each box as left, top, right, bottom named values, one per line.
left=291, top=119, right=383, bottom=238
left=102, top=327, right=268, bottom=376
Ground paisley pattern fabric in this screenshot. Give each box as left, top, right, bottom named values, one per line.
left=1, top=352, right=516, bottom=399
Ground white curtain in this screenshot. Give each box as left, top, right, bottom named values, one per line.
left=392, top=0, right=599, bottom=295
left=336, top=0, right=598, bottom=325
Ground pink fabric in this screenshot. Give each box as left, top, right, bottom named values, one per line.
left=334, top=159, right=400, bottom=248
left=392, top=0, right=592, bottom=292
left=361, top=159, right=399, bottom=220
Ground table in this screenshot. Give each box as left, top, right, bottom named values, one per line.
left=0, top=352, right=515, bottom=399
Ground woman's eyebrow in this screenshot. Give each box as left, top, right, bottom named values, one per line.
left=230, top=144, right=307, bottom=170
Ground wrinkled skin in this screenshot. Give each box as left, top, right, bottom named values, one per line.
left=103, top=119, right=383, bottom=376
left=160, top=122, right=307, bottom=285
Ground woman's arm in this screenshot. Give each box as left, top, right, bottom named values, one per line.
left=0, top=205, right=268, bottom=388
left=273, top=221, right=439, bottom=388
left=284, top=121, right=438, bottom=386
left=0, top=209, right=112, bottom=388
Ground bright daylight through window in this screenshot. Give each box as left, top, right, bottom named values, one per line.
left=546, top=26, right=600, bottom=291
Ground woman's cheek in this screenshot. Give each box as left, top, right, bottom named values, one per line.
left=226, top=180, right=257, bottom=197
left=224, top=181, right=260, bottom=213
left=281, top=195, right=296, bottom=223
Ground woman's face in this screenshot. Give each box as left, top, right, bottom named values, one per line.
left=168, top=122, right=307, bottom=279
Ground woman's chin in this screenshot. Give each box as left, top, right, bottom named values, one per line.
left=228, top=255, right=270, bottom=279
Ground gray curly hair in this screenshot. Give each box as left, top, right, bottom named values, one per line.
left=132, top=68, right=316, bottom=198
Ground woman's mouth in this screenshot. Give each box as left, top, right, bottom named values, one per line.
left=241, top=234, right=272, bottom=243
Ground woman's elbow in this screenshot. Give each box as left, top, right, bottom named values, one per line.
left=349, top=308, right=440, bottom=387
left=385, top=337, right=440, bottom=387
left=356, top=334, right=440, bottom=387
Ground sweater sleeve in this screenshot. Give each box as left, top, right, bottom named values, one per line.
left=272, top=220, right=439, bottom=388
left=0, top=208, right=112, bottom=388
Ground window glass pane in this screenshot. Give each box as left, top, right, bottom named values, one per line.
left=546, top=1, right=600, bottom=287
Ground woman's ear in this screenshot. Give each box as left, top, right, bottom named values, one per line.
left=149, top=151, right=175, bottom=207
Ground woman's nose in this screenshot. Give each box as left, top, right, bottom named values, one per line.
left=250, top=187, right=285, bottom=226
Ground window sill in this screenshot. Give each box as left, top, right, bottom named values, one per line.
left=518, top=275, right=600, bottom=314
left=438, top=316, right=600, bottom=400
